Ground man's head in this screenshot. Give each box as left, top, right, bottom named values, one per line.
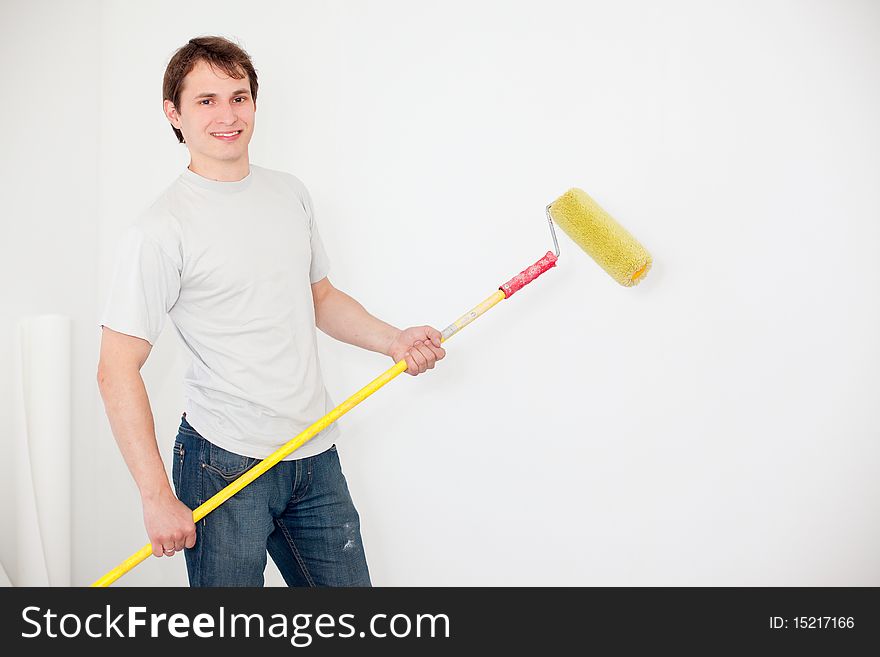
left=162, top=36, right=258, bottom=170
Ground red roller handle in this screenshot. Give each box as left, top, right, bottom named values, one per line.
left=499, top=251, right=558, bottom=298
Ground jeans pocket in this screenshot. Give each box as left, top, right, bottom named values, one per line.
left=172, top=440, right=185, bottom=492
left=204, top=441, right=258, bottom=481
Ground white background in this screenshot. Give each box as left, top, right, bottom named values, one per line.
left=1, top=0, right=878, bottom=586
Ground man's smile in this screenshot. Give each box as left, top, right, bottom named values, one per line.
left=210, top=130, right=242, bottom=141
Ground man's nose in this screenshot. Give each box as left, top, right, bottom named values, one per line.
left=215, top=102, right=238, bottom=124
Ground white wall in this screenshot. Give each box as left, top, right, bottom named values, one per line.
left=4, top=0, right=878, bottom=586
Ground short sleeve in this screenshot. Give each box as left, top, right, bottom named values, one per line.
left=98, top=225, right=181, bottom=346
left=297, top=181, right=331, bottom=284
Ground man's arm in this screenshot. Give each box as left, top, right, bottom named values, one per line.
left=311, top=277, right=446, bottom=375
left=97, top=326, right=195, bottom=557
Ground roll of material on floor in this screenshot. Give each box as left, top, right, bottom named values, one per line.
left=13, top=314, right=71, bottom=586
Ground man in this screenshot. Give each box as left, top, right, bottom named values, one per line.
left=97, top=36, right=445, bottom=587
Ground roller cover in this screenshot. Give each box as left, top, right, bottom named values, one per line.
left=549, top=188, right=652, bottom=287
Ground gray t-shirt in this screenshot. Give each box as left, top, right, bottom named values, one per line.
left=99, top=164, right=339, bottom=460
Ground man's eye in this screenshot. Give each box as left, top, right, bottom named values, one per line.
left=200, top=99, right=211, bottom=105
left=234, top=97, right=246, bottom=103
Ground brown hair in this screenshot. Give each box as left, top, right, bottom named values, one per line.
left=162, top=36, right=259, bottom=144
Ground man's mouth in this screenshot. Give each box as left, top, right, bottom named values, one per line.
left=210, top=130, right=243, bottom=141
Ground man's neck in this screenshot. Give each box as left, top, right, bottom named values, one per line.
left=187, top=157, right=250, bottom=182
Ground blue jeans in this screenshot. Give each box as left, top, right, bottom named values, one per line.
left=171, top=413, right=371, bottom=587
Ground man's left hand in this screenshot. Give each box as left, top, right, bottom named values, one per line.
left=387, top=326, right=446, bottom=376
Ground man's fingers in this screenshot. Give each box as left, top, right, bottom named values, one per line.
left=409, top=345, right=428, bottom=373
left=413, top=342, right=436, bottom=369
left=398, top=327, right=446, bottom=375
left=404, top=352, right=418, bottom=376
left=415, top=339, right=444, bottom=366
left=152, top=536, right=174, bottom=558
left=426, top=326, right=442, bottom=348
left=154, top=528, right=193, bottom=556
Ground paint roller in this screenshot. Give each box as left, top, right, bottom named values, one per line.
left=91, top=187, right=652, bottom=586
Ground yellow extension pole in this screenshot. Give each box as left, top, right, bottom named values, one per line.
left=91, top=289, right=508, bottom=587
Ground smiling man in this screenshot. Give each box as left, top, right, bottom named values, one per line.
left=97, top=36, right=445, bottom=587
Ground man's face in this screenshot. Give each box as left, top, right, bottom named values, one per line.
left=164, top=59, right=256, bottom=168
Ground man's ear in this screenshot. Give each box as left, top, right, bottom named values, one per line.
left=163, top=99, right=181, bottom=129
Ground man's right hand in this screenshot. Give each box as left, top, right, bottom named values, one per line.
left=142, top=489, right=197, bottom=557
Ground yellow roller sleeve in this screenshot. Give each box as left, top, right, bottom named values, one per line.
left=549, top=188, right=652, bottom=287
